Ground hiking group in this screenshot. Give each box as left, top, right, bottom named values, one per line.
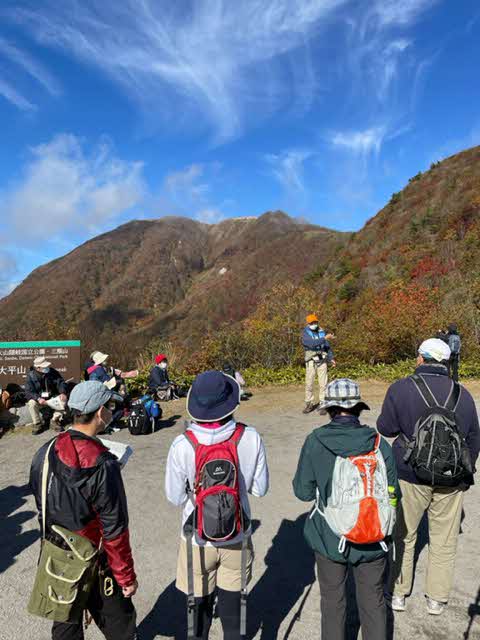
left=26, top=326, right=479, bottom=639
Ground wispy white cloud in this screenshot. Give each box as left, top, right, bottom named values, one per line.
left=371, top=0, right=440, bottom=28
left=1, top=134, right=146, bottom=240
left=265, top=150, right=313, bottom=194
left=0, top=76, right=35, bottom=110
left=0, top=36, right=61, bottom=96
left=7, top=0, right=348, bottom=142
left=329, top=126, right=387, bottom=155
left=158, top=162, right=227, bottom=222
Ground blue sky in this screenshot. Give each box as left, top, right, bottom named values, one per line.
left=0, top=0, right=479, bottom=297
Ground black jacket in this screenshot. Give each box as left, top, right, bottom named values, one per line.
left=148, top=365, right=171, bottom=391
left=24, top=367, right=67, bottom=401
left=377, top=364, right=480, bottom=485
left=29, top=430, right=136, bottom=587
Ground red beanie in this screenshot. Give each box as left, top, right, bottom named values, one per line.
left=155, top=354, right=167, bottom=364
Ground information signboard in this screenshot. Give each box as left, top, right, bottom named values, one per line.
left=0, top=341, right=82, bottom=386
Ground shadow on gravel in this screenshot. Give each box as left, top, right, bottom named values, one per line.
left=0, top=483, right=39, bottom=574
left=158, top=414, right=182, bottom=431
left=138, top=520, right=261, bottom=639
left=247, top=514, right=316, bottom=640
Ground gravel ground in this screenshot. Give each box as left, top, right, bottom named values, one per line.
left=1, top=381, right=479, bottom=640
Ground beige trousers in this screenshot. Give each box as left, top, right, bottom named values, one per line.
left=176, top=538, right=254, bottom=597
left=27, top=399, right=63, bottom=426
left=389, top=480, right=464, bottom=602
left=305, top=360, right=328, bottom=404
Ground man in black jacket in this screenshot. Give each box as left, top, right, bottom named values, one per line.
left=378, top=338, right=480, bottom=616
left=25, top=356, right=68, bottom=434
left=29, top=380, right=138, bottom=639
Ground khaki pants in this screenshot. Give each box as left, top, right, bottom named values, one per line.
left=27, top=399, right=63, bottom=426
left=176, top=538, right=254, bottom=597
left=305, top=360, right=328, bottom=404
left=389, top=480, right=464, bottom=602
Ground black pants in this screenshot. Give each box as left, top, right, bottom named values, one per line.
left=449, top=355, right=459, bottom=382
left=191, top=588, right=241, bottom=640
left=52, top=570, right=137, bottom=640
left=316, top=553, right=386, bottom=640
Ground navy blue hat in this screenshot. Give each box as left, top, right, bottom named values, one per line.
left=187, top=370, right=240, bottom=422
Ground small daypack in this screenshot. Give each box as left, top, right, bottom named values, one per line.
left=311, top=433, right=395, bottom=553
left=183, top=423, right=248, bottom=639
left=402, top=374, right=471, bottom=486
left=128, top=395, right=161, bottom=435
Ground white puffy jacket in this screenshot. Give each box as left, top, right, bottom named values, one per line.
left=165, top=419, right=269, bottom=546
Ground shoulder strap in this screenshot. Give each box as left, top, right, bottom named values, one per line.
left=41, top=438, right=57, bottom=541
left=444, top=381, right=461, bottom=412
left=184, top=428, right=199, bottom=450
left=230, top=422, right=246, bottom=446
left=410, top=374, right=438, bottom=408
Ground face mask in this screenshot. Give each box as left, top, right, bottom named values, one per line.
left=42, top=367, right=50, bottom=374
left=160, top=362, right=168, bottom=369
left=309, top=324, right=319, bottom=331
left=98, top=406, right=113, bottom=430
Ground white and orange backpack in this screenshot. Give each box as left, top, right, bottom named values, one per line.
left=310, top=434, right=396, bottom=553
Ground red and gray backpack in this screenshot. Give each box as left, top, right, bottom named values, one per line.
left=183, top=423, right=248, bottom=638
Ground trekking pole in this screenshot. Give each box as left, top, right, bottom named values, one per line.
left=283, top=583, right=313, bottom=640
left=464, top=586, right=480, bottom=639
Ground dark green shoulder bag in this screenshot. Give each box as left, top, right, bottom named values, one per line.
left=28, top=439, right=99, bottom=623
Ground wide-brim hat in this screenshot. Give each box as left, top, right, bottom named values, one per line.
left=33, top=356, right=52, bottom=369
left=187, top=370, right=240, bottom=422
left=92, top=351, right=109, bottom=365
left=319, top=378, right=370, bottom=411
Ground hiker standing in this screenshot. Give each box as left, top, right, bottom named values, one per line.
left=165, top=370, right=269, bottom=639
left=28, top=381, right=138, bottom=639
left=378, top=338, right=480, bottom=615
left=293, top=379, right=399, bottom=640
left=302, top=314, right=335, bottom=414
left=25, top=356, right=68, bottom=435
left=446, top=324, right=461, bottom=381
left=222, top=363, right=251, bottom=401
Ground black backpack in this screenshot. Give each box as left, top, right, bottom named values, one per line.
left=128, top=400, right=151, bottom=436
left=402, top=374, right=472, bottom=486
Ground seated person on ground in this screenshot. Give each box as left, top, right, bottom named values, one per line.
left=24, top=356, right=68, bottom=435
left=148, top=354, right=179, bottom=401
left=222, top=362, right=251, bottom=400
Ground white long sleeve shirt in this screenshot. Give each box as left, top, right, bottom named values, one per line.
left=165, top=419, right=269, bottom=546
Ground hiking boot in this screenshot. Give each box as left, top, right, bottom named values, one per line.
left=317, top=408, right=327, bottom=416
left=302, top=403, right=314, bottom=414
left=426, top=596, right=445, bottom=616
left=385, top=593, right=406, bottom=612
left=32, top=423, right=45, bottom=435
left=50, top=420, right=64, bottom=433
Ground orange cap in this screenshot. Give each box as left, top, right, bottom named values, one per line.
left=306, top=314, right=319, bottom=324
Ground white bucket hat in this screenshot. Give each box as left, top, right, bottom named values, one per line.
left=33, top=356, right=52, bottom=369
left=92, top=352, right=109, bottom=365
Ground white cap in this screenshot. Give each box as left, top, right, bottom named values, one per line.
left=418, top=338, right=451, bottom=363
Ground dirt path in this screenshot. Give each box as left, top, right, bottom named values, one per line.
left=1, top=382, right=479, bottom=640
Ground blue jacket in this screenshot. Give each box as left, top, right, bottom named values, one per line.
left=377, top=364, right=480, bottom=485
left=302, top=327, right=334, bottom=362
left=88, top=365, right=111, bottom=384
